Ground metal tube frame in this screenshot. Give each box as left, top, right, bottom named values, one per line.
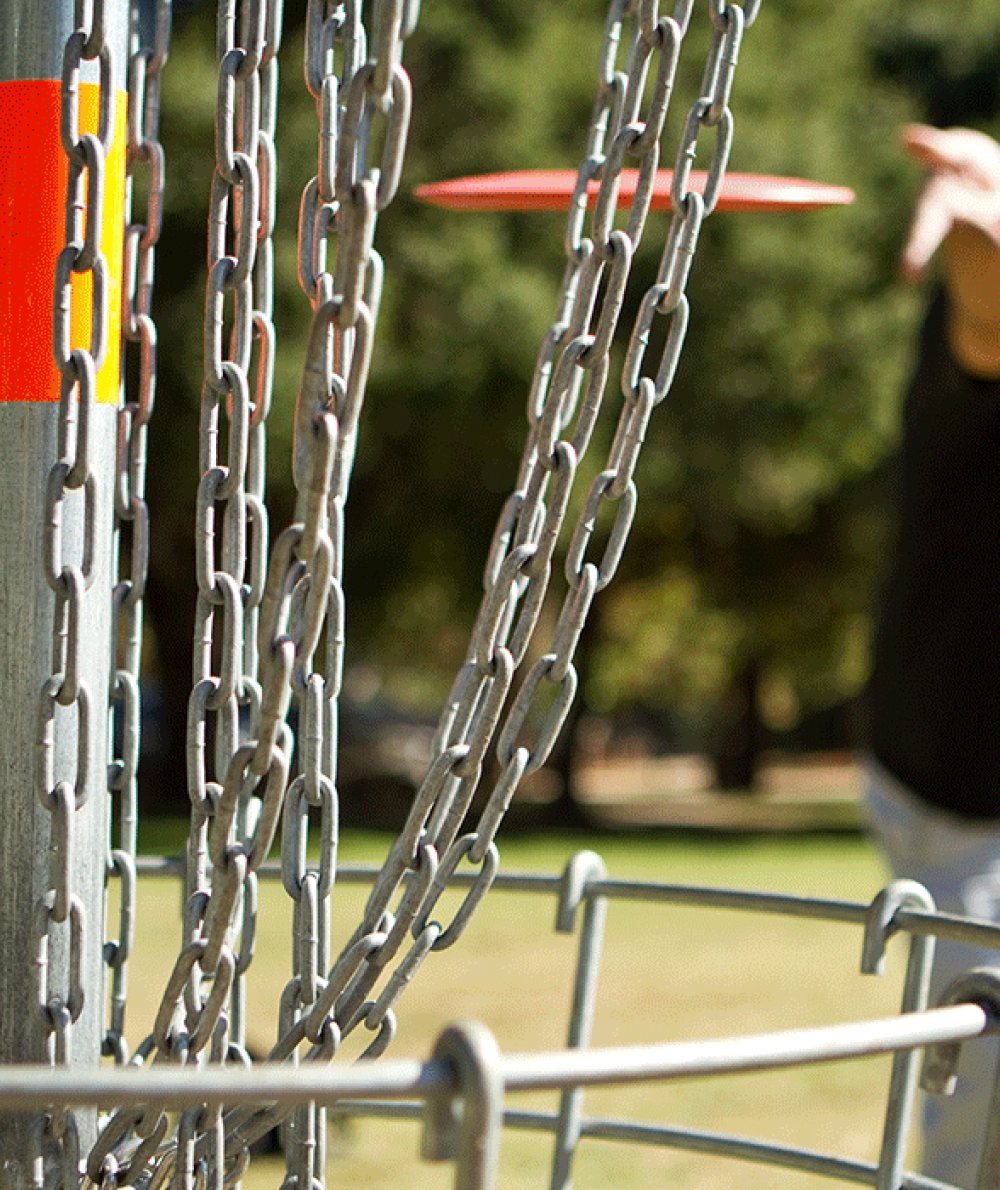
left=101, top=854, right=1000, bottom=1190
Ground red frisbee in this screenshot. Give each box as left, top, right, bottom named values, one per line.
left=414, top=169, right=855, bottom=214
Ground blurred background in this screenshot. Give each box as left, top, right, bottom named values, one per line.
left=137, top=0, right=1000, bottom=826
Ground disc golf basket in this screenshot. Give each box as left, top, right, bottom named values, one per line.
left=2, top=1, right=1000, bottom=1188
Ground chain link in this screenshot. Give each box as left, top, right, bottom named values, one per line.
left=193, top=0, right=757, bottom=1165
left=270, top=3, right=414, bottom=1181
left=183, top=0, right=281, bottom=1072
left=33, top=0, right=119, bottom=1180
left=90, top=0, right=758, bottom=1180
left=107, top=2, right=423, bottom=1169
left=212, top=8, right=754, bottom=1155
left=295, top=0, right=699, bottom=1070
left=92, top=0, right=279, bottom=1178
left=102, top=0, right=172, bottom=1076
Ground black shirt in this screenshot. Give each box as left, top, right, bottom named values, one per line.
left=870, top=288, right=1000, bottom=819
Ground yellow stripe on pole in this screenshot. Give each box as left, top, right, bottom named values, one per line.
left=0, top=78, right=125, bottom=404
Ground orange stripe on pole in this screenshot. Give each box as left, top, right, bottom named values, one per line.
left=0, top=78, right=125, bottom=404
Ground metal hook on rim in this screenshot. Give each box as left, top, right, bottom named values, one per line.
left=423, top=1020, right=503, bottom=1190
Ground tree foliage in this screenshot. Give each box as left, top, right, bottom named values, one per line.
left=143, top=0, right=1000, bottom=799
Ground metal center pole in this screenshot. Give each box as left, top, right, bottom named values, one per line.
left=0, top=0, right=127, bottom=1181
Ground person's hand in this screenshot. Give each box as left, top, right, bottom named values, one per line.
left=900, top=123, right=1000, bottom=377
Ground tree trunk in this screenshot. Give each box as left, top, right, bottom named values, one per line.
left=710, top=657, right=766, bottom=793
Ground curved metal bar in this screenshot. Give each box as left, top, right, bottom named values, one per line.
left=423, top=1021, right=503, bottom=1190
left=920, top=968, right=1000, bottom=1190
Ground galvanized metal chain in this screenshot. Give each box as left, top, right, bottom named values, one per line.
left=228, top=0, right=282, bottom=1072
left=91, top=0, right=420, bottom=1183
left=193, top=0, right=268, bottom=1059
left=89, top=0, right=756, bottom=1180
left=114, top=0, right=424, bottom=1170
left=101, top=0, right=172, bottom=1079
left=90, top=0, right=280, bottom=1181
left=274, top=0, right=758, bottom=1073
left=324, top=0, right=678, bottom=1058
left=173, top=0, right=283, bottom=1079
left=185, top=0, right=758, bottom=1166
left=196, top=3, right=758, bottom=1167
left=269, top=0, right=417, bottom=1178
left=32, top=0, right=118, bottom=1182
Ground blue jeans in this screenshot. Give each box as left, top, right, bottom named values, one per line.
left=864, top=760, right=1000, bottom=1189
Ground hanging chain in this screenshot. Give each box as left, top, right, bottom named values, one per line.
left=101, top=0, right=172, bottom=1077
left=275, top=0, right=416, bottom=1180
left=229, top=0, right=281, bottom=1070
left=86, top=0, right=176, bottom=1180
left=175, top=0, right=283, bottom=1081
left=33, top=0, right=118, bottom=1182
left=224, top=0, right=420, bottom=1171
left=293, top=0, right=758, bottom=1058
left=92, top=0, right=412, bottom=1182
left=304, top=0, right=686, bottom=1063
left=89, top=0, right=280, bottom=1181
left=90, top=0, right=757, bottom=1180
left=208, top=0, right=758, bottom=1163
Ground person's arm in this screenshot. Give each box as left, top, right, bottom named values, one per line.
left=900, top=123, right=1000, bottom=379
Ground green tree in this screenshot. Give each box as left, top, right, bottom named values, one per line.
left=588, top=0, right=1000, bottom=783
left=142, top=0, right=1000, bottom=814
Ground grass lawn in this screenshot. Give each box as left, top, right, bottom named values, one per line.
left=113, top=825, right=933, bottom=1190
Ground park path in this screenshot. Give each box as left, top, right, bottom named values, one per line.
left=577, top=752, right=863, bottom=832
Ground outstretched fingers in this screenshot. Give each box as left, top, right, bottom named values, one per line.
left=899, top=125, right=1000, bottom=283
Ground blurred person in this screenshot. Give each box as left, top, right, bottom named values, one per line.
left=865, top=123, right=1000, bottom=1189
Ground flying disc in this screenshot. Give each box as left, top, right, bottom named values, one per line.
left=414, top=169, right=855, bottom=214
